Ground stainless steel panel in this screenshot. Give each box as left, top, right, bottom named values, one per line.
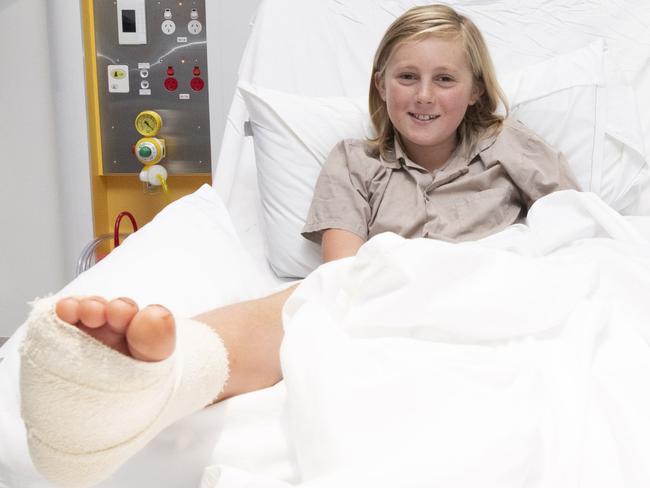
left=94, top=0, right=211, bottom=174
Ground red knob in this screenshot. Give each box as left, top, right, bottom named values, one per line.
left=164, top=77, right=178, bottom=91
left=190, top=77, right=205, bottom=91
left=166, top=66, right=175, bottom=76
left=192, top=66, right=201, bottom=76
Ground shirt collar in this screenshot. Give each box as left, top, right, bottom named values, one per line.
left=379, top=127, right=499, bottom=172
left=378, top=141, right=403, bottom=169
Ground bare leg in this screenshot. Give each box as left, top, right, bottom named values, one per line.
left=55, top=284, right=299, bottom=403
left=194, top=285, right=297, bottom=400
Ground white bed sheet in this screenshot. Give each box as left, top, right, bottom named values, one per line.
left=1, top=191, right=649, bottom=488
left=273, top=190, right=650, bottom=488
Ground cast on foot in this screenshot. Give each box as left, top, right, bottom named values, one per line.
left=20, top=295, right=230, bottom=487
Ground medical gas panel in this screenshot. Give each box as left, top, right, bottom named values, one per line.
left=93, top=0, right=211, bottom=177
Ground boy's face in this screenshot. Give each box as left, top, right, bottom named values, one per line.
left=376, top=36, right=482, bottom=171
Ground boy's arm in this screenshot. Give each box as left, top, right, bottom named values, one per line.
left=321, top=228, right=365, bottom=263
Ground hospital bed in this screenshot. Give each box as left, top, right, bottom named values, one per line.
left=2, top=0, right=650, bottom=486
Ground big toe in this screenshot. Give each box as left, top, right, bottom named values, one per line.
left=126, top=305, right=176, bottom=362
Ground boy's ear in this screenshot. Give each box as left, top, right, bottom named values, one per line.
left=374, top=72, right=386, bottom=101
left=469, top=80, right=485, bottom=106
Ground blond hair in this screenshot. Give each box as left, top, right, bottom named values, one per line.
left=368, top=4, right=508, bottom=159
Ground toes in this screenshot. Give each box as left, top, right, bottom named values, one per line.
left=54, top=297, right=175, bottom=362
left=78, top=297, right=109, bottom=329
left=55, top=298, right=81, bottom=325
left=106, top=298, right=139, bottom=334
left=126, top=305, right=176, bottom=362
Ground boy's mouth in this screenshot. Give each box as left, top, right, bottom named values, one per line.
left=409, top=112, right=439, bottom=121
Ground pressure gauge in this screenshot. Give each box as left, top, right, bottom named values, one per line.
left=134, top=110, right=163, bottom=136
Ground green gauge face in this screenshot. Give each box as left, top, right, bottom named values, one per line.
left=134, top=110, right=162, bottom=136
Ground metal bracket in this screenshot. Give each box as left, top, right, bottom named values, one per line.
left=0, top=336, right=8, bottom=363
left=244, top=120, right=253, bottom=137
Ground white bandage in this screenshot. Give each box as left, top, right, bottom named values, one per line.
left=19, top=297, right=229, bottom=488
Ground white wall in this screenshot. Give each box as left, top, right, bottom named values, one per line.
left=47, top=0, right=94, bottom=283
left=0, top=0, right=67, bottom=336
left=0, top=0, right=261, bottom=337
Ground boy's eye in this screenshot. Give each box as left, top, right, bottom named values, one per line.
left=399, top=73, right=416, bottom=80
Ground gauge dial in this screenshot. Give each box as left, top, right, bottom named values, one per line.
left=134, top=110, right=163, bottom=137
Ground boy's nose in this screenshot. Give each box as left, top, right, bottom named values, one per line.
left=416, top=83, right=434, bottom=103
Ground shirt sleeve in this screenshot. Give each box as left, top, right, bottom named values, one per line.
left=496, top=120, right=582, bottom=208
left=301, top=140, right=371, bottom=244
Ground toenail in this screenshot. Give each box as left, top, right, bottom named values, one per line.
left=117, top=297, right=137, bottom=307
left=149, top=305, right=171, bottom=317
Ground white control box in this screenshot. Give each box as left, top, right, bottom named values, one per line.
left=107, top=65, right=130, bottom=93
left=116, top=0, right=147, bottom=45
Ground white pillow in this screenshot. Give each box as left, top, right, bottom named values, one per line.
left=240, top=86, right=374, bottom=277
left=60, top=184, right=276, bottom=316
left=241, top=39, right=648, bottom=278
left=500, top=40, right=606, bottom=195
left=503, top=39, right=649, bottom=214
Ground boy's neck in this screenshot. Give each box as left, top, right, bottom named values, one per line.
left=397, top=134, right=458, bottom=173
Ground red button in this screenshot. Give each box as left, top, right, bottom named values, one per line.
left=164, top=77, right=178, bottom=91
left=166, top=66, right=175, bottom=76
left=190, top=77, right=205, bottom=91
left=192, top=66, right=201, bottom=76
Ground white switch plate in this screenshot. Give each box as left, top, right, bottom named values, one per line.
left=116, top=0, right=147, bottom=45
left=108, top=65, right=130, bottom=93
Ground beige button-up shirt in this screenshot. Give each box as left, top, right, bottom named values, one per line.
left=302, top=118, right=581, bottom=244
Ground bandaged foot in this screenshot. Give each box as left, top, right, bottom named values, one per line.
left=19, top=296, right=229, bottom=488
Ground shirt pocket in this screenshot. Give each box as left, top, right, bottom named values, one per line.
left=449, top=187, right=520, bottom=240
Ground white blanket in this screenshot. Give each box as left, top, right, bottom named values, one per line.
left=2, top=189, right=649, bottom=487
left=209, top=190, right=650, bottom=487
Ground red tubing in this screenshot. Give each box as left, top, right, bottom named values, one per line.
left=114, top=211, right=138, bottom=248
